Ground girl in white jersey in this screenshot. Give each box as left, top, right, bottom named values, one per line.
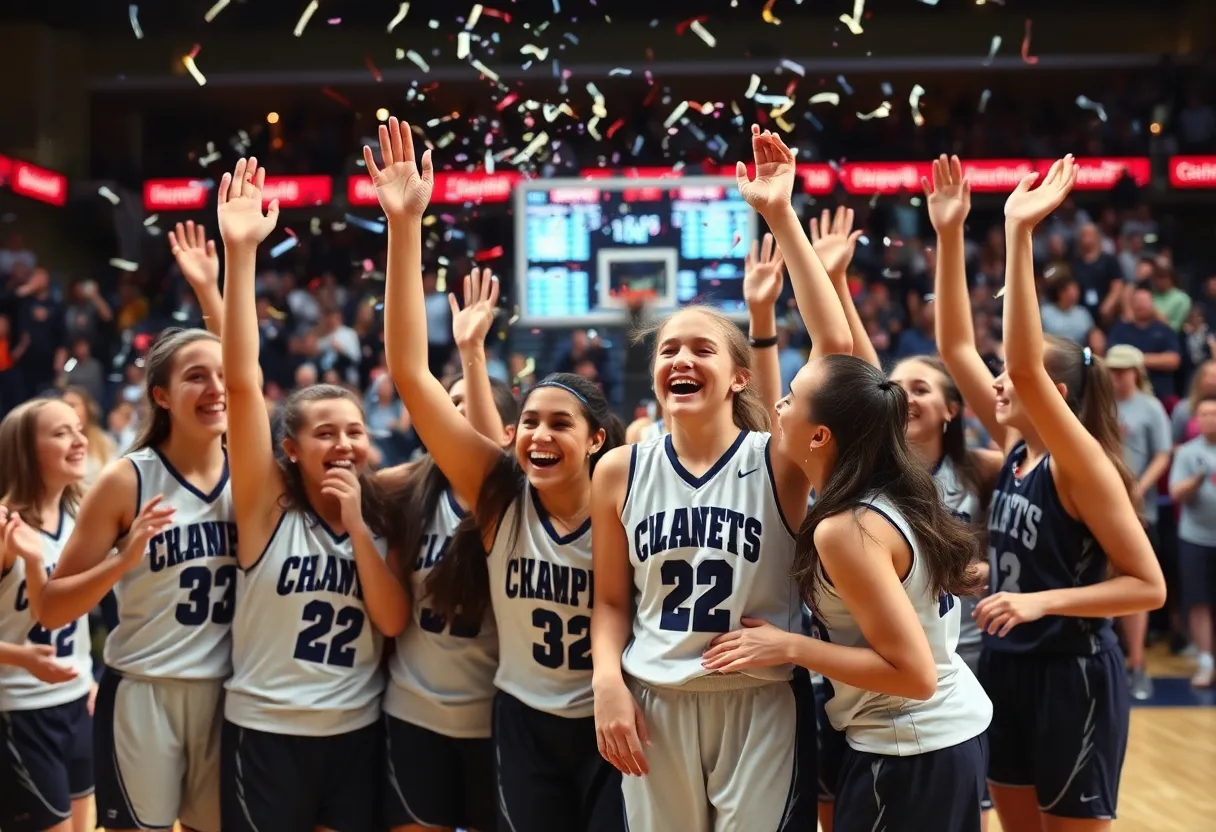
left=215, top=157, right=408, bottom=832
left=382, top=269, right=521, bottom=832
left=367, top=116, right=627, bottom=832
left=704, top=352, right=993, bottom=832
left=591, top=127, right=852, bottom=832
left=0, top=398, right=92, bottom=832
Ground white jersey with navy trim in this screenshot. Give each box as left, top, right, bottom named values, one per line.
left=621, top=431, right=800, bottom=687
left=385, top=490, right=498, bottom=738
left=815, top=494, right=992, bottom=755
left=0, top=511, right=93, bottom=710
left=104, top=447, right=236, bottom=680
left=225, top=510, right=387, bottom=736
left=933, top=456, right=982, bottom=654
left=488, top=485, right=595, bottom=718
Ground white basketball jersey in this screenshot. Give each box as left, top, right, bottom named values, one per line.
left=488, top=485, right=595, bottom=719
left=815, top=494, right=992, bottom=755
left=933, top=456, right=982, bottom=653
left=639, top=419, right=667, bottom=442
left=105, top=448, right=236, bottom=680
left=385, top=490, right=498, bottom=738
left=621, top=431, right=800, bottom=687
left=225, top=510, right=386, bottom=736
left=0, top=512, right=92, bottom=711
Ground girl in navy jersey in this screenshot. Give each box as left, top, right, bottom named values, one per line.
left=216, top=157, right=408, bottom=832
left=368, top=116, right=626, bottom=832
left=0, top=398, right=93, bottom=832
left=590, top=127, right=848, bottom=832
left=934, top=154, right=1166, bottom=832
left=382, top=268, right=521, bottom=832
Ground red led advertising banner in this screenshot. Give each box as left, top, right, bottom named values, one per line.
left=5, top=159, right=68, bottom=206
left=1169, top=156, right=1216, bottom=189
left=144, top=175, right=333, bottom=211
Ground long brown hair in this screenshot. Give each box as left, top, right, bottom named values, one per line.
left=62, top=385, right=115, bottom=470
left=796, top=355, right=982, bottom=607
left=633, top=305, right=770, bottom=432
left=130, top=328, right=221, bottom=452
left=0, top=399, right=83, bottom=526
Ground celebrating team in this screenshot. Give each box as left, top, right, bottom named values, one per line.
left=0, top=120, right=1165, bottom=832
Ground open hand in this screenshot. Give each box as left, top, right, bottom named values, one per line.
left=363, top=116, right=434, bottom=219
left=217, top=158, right=280, bottom=249
left=921, top=155, right=971, bottom=235
left=735, top=125, right=797, bottom=216
left=21, top=644, right=78, bottom=685
left=169, top=220, right=220, bottom=292
left=1004, top=154, right=1077, bottom=230
left=809, top=206, right=864, bottom=279
left=450, top=267, right=500, bottom=349
left=743, top=233, right=785, bottom=309
left=701, top=617, right=793, bottom=673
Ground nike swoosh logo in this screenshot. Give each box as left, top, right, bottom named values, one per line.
left=738, top=468, right=760, bottom=478
left=1080, top=795, right=1100, bottom=803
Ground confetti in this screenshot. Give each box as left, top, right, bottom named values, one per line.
left=521, top=44, right=549, bottom=60
left=664, top=100, right=690, bottom=129
left=365, top=53, right=383, bottom=82
left=689, top=20, right=717, bottom=48
left=470, top=60, right=499, bottom=82
left=327, top=18, right=341, bottom=25
left=762, top=0, right=782, bottom=25
left=386, top=2, right=409, bottom=32
left=744, top=75, right=761, bottom=99
left=1021, top=19, right=1039, bottom=64
left=511, top=132, right=549, bottom=164
left=920, top=0, right=940, bottom=4
left=839, top=0, right=866, bottom=35
left=457, top=31, right=471, bottom=59
left=203, top=0, right=231, bottom=22
left=608, top=67, right=632, bottom=76
left=836, top=75, right=854, bottom=96
left=294, top=0, right=319, bottom=37
left=405, top=50, right=430, bottom=72
left=908, top=85, right=926, bottom=127
left=978, top=88, right=991, bottom=113
left=270, top=237, right=299, bottom=259
left=98, top=186, right=121, bottom=205
left=344, top=214, right=386, bottom=234
left=856, top=101, right=891, bottom=121
left=182, top=53, right=207, bottom=86
left=143, top=214, right=160, bottom=227
left=1075, top=95, right=1108, bottom=122
left=675, top=16, right=707, bottom=36
left=466, top=4, right=483, bottom=30
left=809, top=92, right=840, bottom=106
left=109, top=258, right=140, bottom=272
left=984, top=35, right=1001, bottom=66
left=128, top=4, right=143, bottom=39
left=780, top=59, right=806, bottom=77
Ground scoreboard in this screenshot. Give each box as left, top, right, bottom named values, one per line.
left=514, top=176, right=756, bottom=327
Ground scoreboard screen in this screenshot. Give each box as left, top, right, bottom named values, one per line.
left=515, top=176, right=756, bottom=327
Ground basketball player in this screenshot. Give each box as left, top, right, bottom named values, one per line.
left=703, top=353, right=992, bottom=832
left=368, top=116, right=626, bottom=832
left=0, top=399, right=93, bottom=832
left=590, top=127, right=851, bottom=831
left=38, top=324, right=228, bottom=832
left=934, top=154, right=1166, bottom=831
left=215, top=157, right=407, bottom=832
left=382, top=268, right=520, bottom=832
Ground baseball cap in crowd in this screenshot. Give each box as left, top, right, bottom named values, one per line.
left=1104, top=345, right=1145, bottom=370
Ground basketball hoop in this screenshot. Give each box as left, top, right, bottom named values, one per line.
left=605, top=286, right=658, bottom=312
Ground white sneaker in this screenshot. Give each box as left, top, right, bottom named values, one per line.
left=1192, top=665, right=1214, bottom=688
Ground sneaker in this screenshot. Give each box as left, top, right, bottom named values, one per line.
left=1129, top=668, right=1154, bottom=701
left=1192, top=664, right=1214, bottom=688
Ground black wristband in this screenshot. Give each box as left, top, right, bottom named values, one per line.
left=749, top=335, right=779, bottom=349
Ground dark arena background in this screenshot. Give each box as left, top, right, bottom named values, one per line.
left=0, top=1, right=1213, bottom=828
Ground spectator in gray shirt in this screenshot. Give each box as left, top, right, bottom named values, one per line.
left=1108, top=345, right=1173, bottom=698
left=1168, top=395, right=1216, bottom=688
left=1040, top=269, right=1096, bottom=347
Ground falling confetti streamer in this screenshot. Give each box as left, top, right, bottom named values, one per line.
left=1021, top=19, right=1039, bottom=64
left=809, top=92, right=840, bottom=106
left=675, top=16, right=707, bottom=36
left=984, top=35, right=1001, bottom=66
left=344, top=214, right=386, bottom=234
left=143, top=214, right=160, bottom=227
left=978, top=88, right=992, bottom=113
left=365, top=53, right=383, bottom=82
left=466, top=4, right=483, bottom=30
left=689, top=20, right=717, bottom=48
left=762, top=0, right=782, bottom=25
left=512, top=132, right=549, bottom=164
left=386, top=2, right=409, bottom=32
left=608, top=67, right=632, bottom=76
left=270, top=237, right=300, bottom=259
left=856, top=101, right=891, bottom=121
left=521, top=44, right=550, bottom=60
left=405, top=50, right=430, bottom=72
left=471, top=60, right=499, bottom=82
left=839, top=0, right=866, bottom=35
left=294, top=0, right=320, bottom=37
left=836, top=75, right=854, bottom=96
left=908, top=85, right=926, bottom=127
left=744, top=75, right=761, bottom=99
left=203, top=0, right=231, bottom=22
left=457, top=31, right=471, bottom=59
left=664, top=100, right=690, bottom=128
left=780, top=59, right=806, bottom=76
left=128, top=5, right=144, bottom=38
left=109, top=258, right=140, bottom=272
left=1075, top=95, right=1108, bottom=122
left=98, top=186, right=121, bottom=205
left=182, top=53, right=207, bottom=86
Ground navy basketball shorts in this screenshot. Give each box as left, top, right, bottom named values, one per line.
left=812, top=675, right=847, bottom=804
left=383, top=714, right=496, bottom=831
left=834, top=735, right=988, bottom=832
left=980, top=647, right=1129, bottom=820
left=220, top=718, right=382, bottom=832
left=1177, top=540, right=1216, bottom=611
left=492, top=690, right=624, bottom=832
left=0, top=695, right=93, bottom=832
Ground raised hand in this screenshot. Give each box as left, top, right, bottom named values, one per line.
left=320, top=468, right=365, bottom=534
left=450, top=267, right=500, bottom=350
left=217, top=158, right=280, bottom=249
left=363, top=116, right=434, bottom=219
left=116, top=495, right=176, bottom=571
left=735, top=124, right=797, bottom=216
left=743, top=233, right=785, bottom=310
left=0, top=510, right=43, bottom=566
left=1004, top=154, right=1077, bottom=230
left=169, top=220, right=220, bottom=292
left=921, top=154, right=971, bottom=235
left=809, top=206, right=864, bottom=279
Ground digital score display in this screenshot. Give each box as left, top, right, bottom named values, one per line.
left=515, top=176, right=756, bottom=326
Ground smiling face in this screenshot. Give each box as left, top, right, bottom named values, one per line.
left=152, top=339, right=227, bottom=440
left=653, top=309, right=747, bottom=424
left=890, top=359, right=957, bottom=447
left=283, top=396, right=371, bottom=490
left=35, top=400, right=88, bottom=488
left=514, top=386, right=604, bottom=489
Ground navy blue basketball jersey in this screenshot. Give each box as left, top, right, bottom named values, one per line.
left=985, top=443, right=1117, bottom=655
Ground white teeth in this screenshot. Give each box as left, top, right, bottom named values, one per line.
left=326, top=460, right=354, bottom=468
left=530, top=451, right=559, bottom=460
left=201, top=403, right=226, bottom=413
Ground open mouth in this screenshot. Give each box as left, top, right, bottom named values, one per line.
left=668, top=378, right=704, bottom=397
left=198, top=403, right=226, bottom=416
left=66, top=452, right=86, bottom=464
left=528, top=451, right=560, bottom=469
left=324, top=459, right=355, bottom=470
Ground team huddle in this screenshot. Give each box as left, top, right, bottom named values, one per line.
left=0, top=121, right=1166, bottom=832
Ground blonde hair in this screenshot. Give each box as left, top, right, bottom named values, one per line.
left=0, top=399, right=82, bottom=525
left=62, top=386, right=116, bottom=473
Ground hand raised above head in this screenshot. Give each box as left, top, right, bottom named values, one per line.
left=363, top=116, right=434, bottom=220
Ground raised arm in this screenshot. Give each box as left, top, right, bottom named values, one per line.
left=450, top=267, right=509, bottom=444
left=169, top=220, right=224, bottom=336
left=810, top=207, right=876, bottom=368
left=925, top=156, right=1009, bottom=452
left=737, top=127, right=852, bottom=362
left=372, top=117, right=503, bottom=511
left=216, top=158, right=285, bottom=566
left=742, top=232, right=786, bottom=417
left=981, top=156, right=1164, bottom=625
